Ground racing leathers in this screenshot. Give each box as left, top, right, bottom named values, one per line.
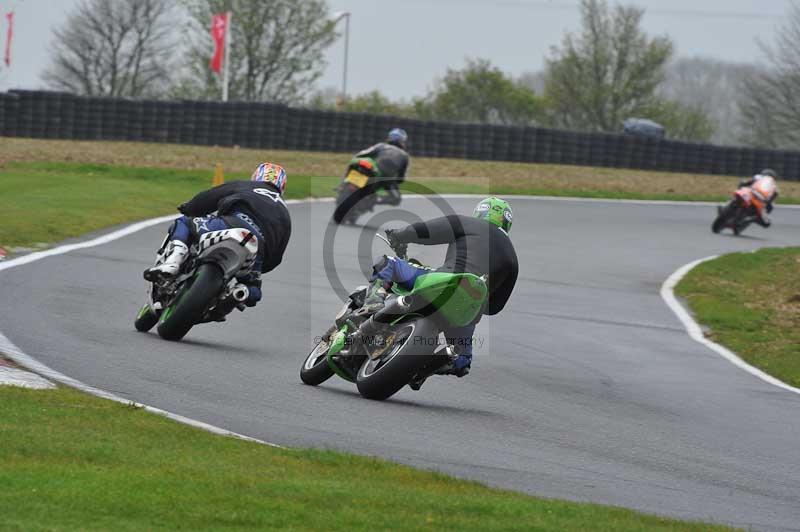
left=369, top=215, right=519, bottom=375
left=145, top=180, right=292, bottom=308
left=738, top=174, right=779, bottom=227
left=355, top=142, right=410, bottom=206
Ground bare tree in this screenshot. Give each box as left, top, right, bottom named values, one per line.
left=661, top=57, right=756, bottom=145
left=176, top=0, right=338, bottom=103
left=42, top=0, right=176, bottom=98
left=739, top=4, right=800, bottom=148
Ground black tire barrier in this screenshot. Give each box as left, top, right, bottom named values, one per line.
left=2, top=89, right=800, bottom=180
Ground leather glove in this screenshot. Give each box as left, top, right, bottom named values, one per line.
left=385, top=229, right=407, bottom=259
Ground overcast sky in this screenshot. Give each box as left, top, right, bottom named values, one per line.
left=0, top=0, right=793, bottom=99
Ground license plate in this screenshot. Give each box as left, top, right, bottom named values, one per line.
left=345, top=169, right=369, bottom=188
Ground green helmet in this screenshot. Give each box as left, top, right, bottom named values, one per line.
left=473, top=197, right=513, bottom=233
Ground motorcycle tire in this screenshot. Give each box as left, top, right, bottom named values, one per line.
left=712, top=202, right=736, bottom=234
left=356, top=319, right=439, bottom=401
left=300, top=335, right=336, bottom=385
left=156, top=263, right=224, bottom=341
left=332, top=187, right=358, bottom=224
left=134, top=303, right=158, bottom=332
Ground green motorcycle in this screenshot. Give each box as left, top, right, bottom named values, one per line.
left=300, top=232, right=488, bottom=400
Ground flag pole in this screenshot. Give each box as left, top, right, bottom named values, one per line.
left=222, top=11, right=232, bottom=102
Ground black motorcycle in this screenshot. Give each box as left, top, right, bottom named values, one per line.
left=135, top=227, right=260, bottom=341
left=332, top=157, right=398, bottom=224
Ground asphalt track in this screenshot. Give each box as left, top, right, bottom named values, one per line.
left=2, top=196, right=800, bottom=531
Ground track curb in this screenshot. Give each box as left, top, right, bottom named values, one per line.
left=660, top=256, right=800, bottom=396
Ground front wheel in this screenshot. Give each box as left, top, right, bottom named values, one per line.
left=134, top=303, right=158, bottom=332
left=156, top=263, right=224, bottom=341
left=712, top=202, right=737, bottom=234
left=300, top=334, right=336, bottom=386
left=356, top=320, right=439, bottom=401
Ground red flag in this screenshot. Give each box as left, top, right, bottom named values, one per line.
left=210, top=13, right=228, bottom=74
left=4, top=12, right=13, bottom=67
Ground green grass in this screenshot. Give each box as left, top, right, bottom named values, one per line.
left=676, top=248, right=800, bottom=387
left=0, top=385, right=731, bottom=531
left=0, top=162, right=335, bottom=249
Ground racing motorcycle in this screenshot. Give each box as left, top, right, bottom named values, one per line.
left=134, top=227, right=260, bottom=341
left=300, top=233, right=488, bottom=401
left=332, top=157, right=396, bottom=224
left=712, top=181, right=773, bottom=235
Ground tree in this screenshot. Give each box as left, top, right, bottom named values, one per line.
left=543, top=0, right=673, bottom=132
left=640, top=99, right=715, bottom=142
left=739, top=4, right=800, bottom=148
left=306, top=88, right=417, bottom=117
left=417, top=59, right=545, bottom=126
left=42, top=0, right=175, bottom=97
left=178, top=0, right=338, bottom=103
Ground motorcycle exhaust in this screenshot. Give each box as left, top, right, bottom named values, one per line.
left=231, top=284, right=250, bottom=303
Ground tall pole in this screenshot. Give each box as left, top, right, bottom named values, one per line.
left=342, top=13, right=350, bottom=103
left=222, top=11, right=232, bottom=102
left=332, top=12, right=351, bottom=106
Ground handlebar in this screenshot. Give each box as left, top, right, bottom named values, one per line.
left=375, top=231, right=408, bottom=260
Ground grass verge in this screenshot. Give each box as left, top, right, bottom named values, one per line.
left=4, top=157, right=799, bottom=250
left=0, top=161, right=334, bottom=249
left=4, top=137, right=800, bottom=204
left=675, top=247, right=800, bottom=388
left=0, top=385, right=731, bottom=531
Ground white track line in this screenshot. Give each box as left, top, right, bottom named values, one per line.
left=0, top=331, right=278, bottom=445
left=660, top=257, right=800, bottom=396
left=1, top=194, right=798, bottom=448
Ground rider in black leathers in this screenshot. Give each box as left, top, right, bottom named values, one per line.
left=360, top=197, right=519, bottom=381
left=144, top=163, right=292, bottom=308
left=354, top=128, right=410, bottom=206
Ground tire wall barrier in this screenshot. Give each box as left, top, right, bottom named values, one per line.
left=1, top=89, right=797, bottom=180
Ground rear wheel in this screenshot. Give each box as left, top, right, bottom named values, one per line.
left=300, top=333, right=336, bottom=386
left=333, top=185, right=374, bottom=224
left=356, top=320, right=438, bottom=401
left=333, top=187, right=358, bottom=224
left=156, top=263, right=224, bottom=341
left=134, top=303, right=158, bottom=332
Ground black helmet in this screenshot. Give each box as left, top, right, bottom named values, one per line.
left=760, top=168, right=778, bottom=179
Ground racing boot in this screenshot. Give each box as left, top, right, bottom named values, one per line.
left=361, top=279, right=389, bottom=315
left=436, top=353, right=472, bottom=378
left=144, top=240, right=189, bottom=281
left=354, top=280, right=393, bottom=353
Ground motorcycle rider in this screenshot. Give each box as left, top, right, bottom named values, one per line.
left=144, top=162, right=292, bottom=309
left=354, top=128, right=410, bottom=206
left=737, top=168, right=779, bottom=227
left=360, top=197, right=519, bottom=379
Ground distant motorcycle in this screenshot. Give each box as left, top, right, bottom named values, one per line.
left=300, top=233, right=488, bottom=401
left=134, top=227, right=259, bottom=341
left=332, top=157, right=397, bottom=224
left=712, top=182, right=773, bottom=236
